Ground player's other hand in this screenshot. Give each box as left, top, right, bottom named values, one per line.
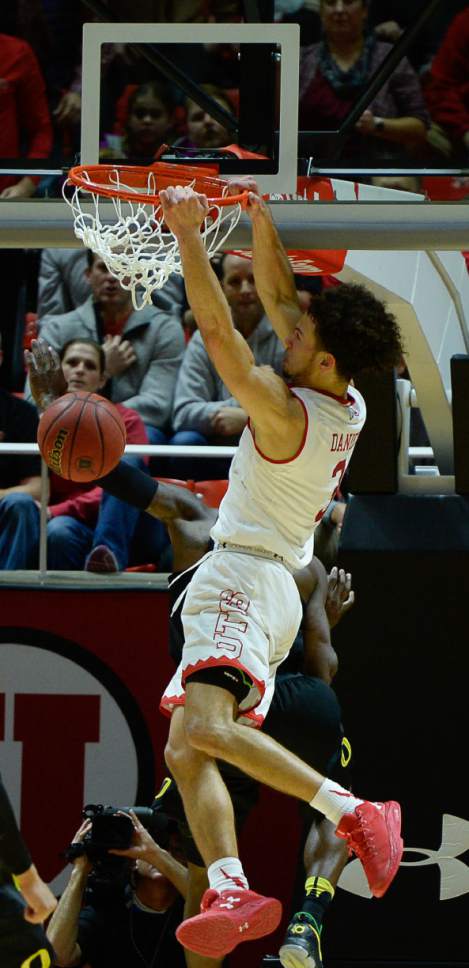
left=15, top=864, right=57, bottom=923
left=25, top=337, right=67, bottom=412
left=159, top=186, right=209, bottom=236
left=326, top=566, right=355, bottom=629
left=225, top=175, right=261, bottom=198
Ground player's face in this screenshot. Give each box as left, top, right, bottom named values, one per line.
left=62, top=343, right=105, bottom=393
left=283, top=313, right=327, bottom=380
left=86, top=257, right=131, bottom=310
left=221, top=255, right=263, bottom=330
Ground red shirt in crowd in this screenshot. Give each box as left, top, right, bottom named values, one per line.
left=424, top=9, right=469, bottom=149
left=0, top=33, right=53, bottom=191
left=48, top=405, right=148, bottom=527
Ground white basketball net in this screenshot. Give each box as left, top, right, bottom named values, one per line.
left=63, top=169, right=243, bottom=311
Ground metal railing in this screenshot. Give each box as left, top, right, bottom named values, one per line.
left=0, top=442, right=237, bottom=581
left=0, top=432, right=441, bottom=582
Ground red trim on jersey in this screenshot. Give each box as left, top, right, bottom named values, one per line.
left=241, top=707, right=265, bottom=728
left=248, top=395, right=308, bottom=465
left=160, top=658, right=265, bottom=717
left=159, top=694, right=185, bottom=718
left=294, top=385, right=353, bottom=406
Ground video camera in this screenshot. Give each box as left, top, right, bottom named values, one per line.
left=65, top=803, right=175, bottom=907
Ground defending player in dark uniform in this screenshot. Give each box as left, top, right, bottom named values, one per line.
left=0, top=773, right=56, bottom=968
left=26, top=341, right=361, bottom=968
left=162, top=538, right=354, bottom=968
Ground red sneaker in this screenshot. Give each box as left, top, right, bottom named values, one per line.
left=336, top=800, right=403, bottom=898
left=176, top=888, right=282, bottom=958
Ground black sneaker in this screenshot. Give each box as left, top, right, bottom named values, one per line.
left=279, top=912, right=323, bottom=968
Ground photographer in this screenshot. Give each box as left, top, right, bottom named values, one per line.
left=47, top=811, right=187, bottom=968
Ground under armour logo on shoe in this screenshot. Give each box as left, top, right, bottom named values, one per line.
left=239, top=922, right=250, bottom=932
left=339, top=814, right=469, bottom=900
left=219, top=896, right=242, bottom=909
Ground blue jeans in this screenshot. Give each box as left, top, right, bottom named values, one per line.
left=47, top=511, right=168, bottom=571
left=47, top=515, right=94, bottom=569
left=145, top=426, right=168, bottom=445
left=168, top=430, right=208, bottom=480
left=0, top=493, right=40, bottom=569
left=94, top=457, right=168, bottom=569
left=47, top=458, right=168, bottom=570
left=145, top=424, right=169, bottom=477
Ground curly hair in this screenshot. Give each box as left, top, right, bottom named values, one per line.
left=309, top=283, right=403, bottom=380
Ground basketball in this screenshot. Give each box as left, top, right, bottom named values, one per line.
left=37, top=391, right=126, bottom=482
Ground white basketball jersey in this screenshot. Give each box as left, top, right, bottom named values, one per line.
left=211, top=385, right=366, bottom=570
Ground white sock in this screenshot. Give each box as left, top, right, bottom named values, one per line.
left=207, top=856, right=249, bottom=894
left=310, top=778, right=364, bottom=826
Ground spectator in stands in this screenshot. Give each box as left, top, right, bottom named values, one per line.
left=276, top=0, right=466, bottom=65
left=424, top=7, right=469, bottom=163
left=175, top=84, right=235, bottom=149
left=37, top=250, right=91, bottom=318
left=30, top=338, right=168, bottom=571
left=0, top=18, right=53, bottom=199
left=0, top=334, right=42, bottom=570
left=96, top=1, right=242, bottom=22
left=0, top=1, right=84, bottom=167
left=34, top=251, right=185, bottom=444
left=0, top=19, right=53, bottom=390
left=368, top=1, right=469, bottom=72
left=37, top=248, right=186, bottom=321
left=299, top=0, right=430, bottom=164
left=170, top=252, right=284, bottom=475
left=46, top=813, right=187, bottom=968
left=101, top=80, right=177, bottom=162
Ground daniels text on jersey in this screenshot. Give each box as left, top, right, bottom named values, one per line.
left=331, top=432, right=360, bottom=453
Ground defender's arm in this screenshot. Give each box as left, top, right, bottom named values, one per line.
left=98, top=461, right=211, bottom=524
left=299, top=559, right=339, bottom=684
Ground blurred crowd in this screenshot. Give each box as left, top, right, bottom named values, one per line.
left=1, top=0, right=469, bottom=575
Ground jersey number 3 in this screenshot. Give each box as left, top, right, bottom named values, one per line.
left=314, top=459, right=347, bottom=524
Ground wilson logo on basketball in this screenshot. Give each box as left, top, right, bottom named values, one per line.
left=48, top=427, right=69, bottom=474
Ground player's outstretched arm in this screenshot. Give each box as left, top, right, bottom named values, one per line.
left=15, top=865, right=57, bottom=924
left=0, top=773, right=57, bottom=923
left=247, top=192, right=302, bottom=344
left=160, top=186, right=304, bottom=443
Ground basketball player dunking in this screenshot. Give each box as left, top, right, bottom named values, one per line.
left=153, top=186, right=405, bottom=959
left=26, top=187, right=405, bottom=959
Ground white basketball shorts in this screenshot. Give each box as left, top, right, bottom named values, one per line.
left=160, top=548, right=302, bottom=727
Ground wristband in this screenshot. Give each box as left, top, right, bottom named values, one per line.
left=97, top=460, right=158, bottom=510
